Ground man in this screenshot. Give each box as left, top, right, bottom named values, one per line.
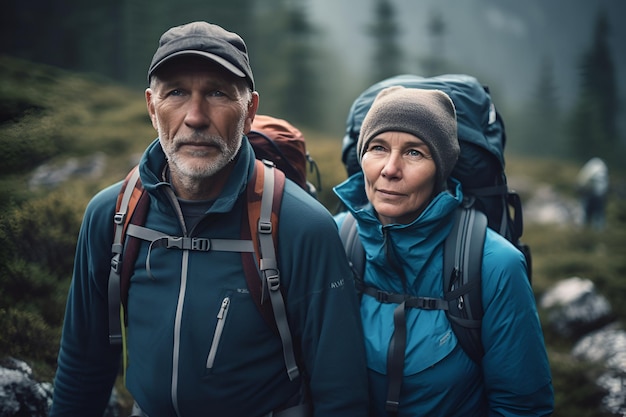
left=577, top=157, right=609, bottom=230
left=50, top=21, right=368, bottom=417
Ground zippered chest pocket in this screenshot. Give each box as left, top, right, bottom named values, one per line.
left=206, top=296, right=231, bottom=369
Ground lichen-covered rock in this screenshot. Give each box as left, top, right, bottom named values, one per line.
left=0, top=357, right=52, bottom=417
left=540, top=276, right=614, bottom=339
left=0, top=356, right=122, bottom=417
left=572, top=325, right=626, bottom=416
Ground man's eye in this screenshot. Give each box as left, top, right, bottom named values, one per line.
left=208, top=90, right=227, bottom=98
left=408, top=149, right=422, bottom=157
left=167, top=89, right=184, bottom=97
left=370, top=145, right=386, bottom=152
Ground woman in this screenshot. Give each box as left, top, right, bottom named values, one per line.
left=334, top=86, right=554, bottom=416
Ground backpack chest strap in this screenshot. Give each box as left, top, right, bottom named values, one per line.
left=361, top=286, right=448, bottom=310
left=126, top=224, right=255, bottom=253
left=361, top=283, right=465, bottom=416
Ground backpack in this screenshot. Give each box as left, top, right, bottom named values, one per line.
left=248, top=114, right=321, bottom=197
left=341, top=74, right=531, bottom=274
left=338, top=74, right=531, bottom=414
left=108, top=115, right=318, bottom=383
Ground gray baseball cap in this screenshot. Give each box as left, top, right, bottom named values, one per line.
left=148, top=21, right=254, bottom=90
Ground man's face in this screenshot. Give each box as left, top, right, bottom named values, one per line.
left=146, top=57, right=258, bottom=182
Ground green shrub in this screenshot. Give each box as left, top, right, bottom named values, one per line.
left=2, top=191, right=83, bottom=276
left=0, top=190, right=83, bottom=331
left=0, top=308, right=60, bottom=377
left=0, top=113, right=69, bottom=175
left=549, top=351, right=615, bottom=417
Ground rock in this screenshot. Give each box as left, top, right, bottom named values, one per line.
left=0, top=357, right=52, bottom=417
left=0, top=356, right=122, bottom=416
left=522, top=183, right=583, bottom=226
left=540, top=276, right=614, bottom=339
left=29, top=152, right=106, bottom=189
left=596, top=371, right=626, bottom=417
left=572, top=325, right=626, bottom=416
left=572, top=324, right=626, bottom=374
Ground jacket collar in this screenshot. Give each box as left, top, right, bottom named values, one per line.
left=137, top=136, right=256, bottom=215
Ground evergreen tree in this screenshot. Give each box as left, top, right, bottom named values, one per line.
left=522, top=57, right=563, bottom=157
left=568, top=9, right=620, bottom=162
left=250, top=0, right=322, bottom=128
left=280, top=0, right=322, bottom=128
left=367, top=0, right=404, bottom=84
left=420, top=10, right=448, bottom=77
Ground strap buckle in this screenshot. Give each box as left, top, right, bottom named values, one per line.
left=375, top=290, right=393, bottom=303
left=167, top=237, right=211, bottom=251
left=419, top=297, right=441, bottom=310
left=191, top=238, right=210, bottom=251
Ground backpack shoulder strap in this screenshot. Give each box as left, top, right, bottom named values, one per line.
left=242, top=159, right=300, bottom=381
left=108, top=165, right=148, bottom=345
left=443, top=206, right=487, bottom=364
left=109, top=160, right=298, bottom=381
left=339, top=212, right=365, bottom=290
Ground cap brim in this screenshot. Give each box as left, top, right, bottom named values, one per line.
left=150, top=50, right=246, bottom=78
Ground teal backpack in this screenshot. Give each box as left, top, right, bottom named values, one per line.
left=341, top=74, right=528, bottom=256
left=338, top=74, right=531, bottom=414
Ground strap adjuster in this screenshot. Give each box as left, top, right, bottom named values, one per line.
left=113, top=212, right=126, bottom=225
left=266, top=272, right=281, bottom=291
left=110, top=254, right=121, bottom=274
left=386, top=400, right=399, bottom=412
left=258, top=220, right=272, bottom=234
left=376, top=290, right=393, bottom=303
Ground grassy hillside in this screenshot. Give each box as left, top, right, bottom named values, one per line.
left=1, top=55, right=625, bottom=416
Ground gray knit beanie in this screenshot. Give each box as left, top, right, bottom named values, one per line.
left=357, top=86, right=460, bottom=193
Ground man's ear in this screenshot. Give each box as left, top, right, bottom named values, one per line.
left=244, top=91, right=260, bottom=133
left=145, top=88, right=158, bottom=130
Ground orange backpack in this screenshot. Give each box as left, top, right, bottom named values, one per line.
left=248, top=114, right=320, bottom=197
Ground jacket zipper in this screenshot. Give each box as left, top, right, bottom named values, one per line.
left=206, top=296, right=231, bottom=369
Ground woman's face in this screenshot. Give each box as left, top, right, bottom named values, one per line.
left=361, top=131, right=437, bottom=226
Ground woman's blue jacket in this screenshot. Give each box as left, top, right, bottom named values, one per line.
left=334, top=172, right=554, bottom=416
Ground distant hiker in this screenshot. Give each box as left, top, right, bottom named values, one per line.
left=333, top=85, right=554, bottom=416
left=577, top=157, right=609, bottom=230
left=49, top=21, right=368, bottom=417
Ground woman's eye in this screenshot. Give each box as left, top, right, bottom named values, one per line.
left=407, top=149, right=423, bottom=158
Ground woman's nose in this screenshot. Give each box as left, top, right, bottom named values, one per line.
left=381, top=152, right=402, bottom=178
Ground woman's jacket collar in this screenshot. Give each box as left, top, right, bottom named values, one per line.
left=334, top=172, right=464, bottom=231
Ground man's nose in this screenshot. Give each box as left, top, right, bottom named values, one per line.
left=184, top=95, right=210, bottom=128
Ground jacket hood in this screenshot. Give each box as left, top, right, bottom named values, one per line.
left=334, top=172, right=463, bottom=292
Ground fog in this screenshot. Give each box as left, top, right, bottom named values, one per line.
left=308, top=0, right=626, bottom=111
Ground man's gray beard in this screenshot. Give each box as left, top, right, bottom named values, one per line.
left=161, top=120, right=245, bottom=180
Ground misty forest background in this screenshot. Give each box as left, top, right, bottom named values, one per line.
left=3, top=0, right=625, bottom=163
left=1, top=0, right=626, bottom=415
